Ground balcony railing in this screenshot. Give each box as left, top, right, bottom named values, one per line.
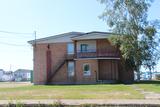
left=77, top=49, right=120, bottom=58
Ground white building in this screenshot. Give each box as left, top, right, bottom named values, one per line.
left=14, top=69, right=31, bottom=81
left=0, top=69, right=4, bottom=81
left=1, top=71, right=14, bottom=81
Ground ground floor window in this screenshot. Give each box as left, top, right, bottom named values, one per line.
left=83, top=63, right=91, bottom=76
left=67, top=61, right=75, bottom=77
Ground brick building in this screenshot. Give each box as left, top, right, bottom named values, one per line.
left=28, top=31, right=134, bottom=85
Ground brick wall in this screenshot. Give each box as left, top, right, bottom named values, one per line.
left=47, top=43, right=68, bottom=84
left=75, top=59, right=98, bottom=84
left=33, top=39, right=133, bottom=85
left=33, top=44, right=48, bottom=84
left=118, top=61, right=134, bottom=83
left=96, top=39, right=118, bottom=57
left=33, top=43, right=68, bottom=84
left=50, top=43, right=67, bottom=74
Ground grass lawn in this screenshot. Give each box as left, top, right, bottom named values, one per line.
left=135, top=81, right=160, bottom=93
left=0, top=82, right=144, bottom=100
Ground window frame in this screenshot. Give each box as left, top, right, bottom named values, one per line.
left=80, top=44, right=88, bottom=52
left=67, top=61, right=75, bottom=77
left=67, top=43, right=74, bottom=54
left=83, top=63, right=91, bottom=76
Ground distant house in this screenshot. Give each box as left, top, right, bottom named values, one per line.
left=28, top=31, right=134, bottom=85
left=14, top=69, right=31, bottom=81
left=0, top=69, right=4, bottom=81
left=1, top=71, right=14, bottom=81
left=140, top=71, right=160, bottom=80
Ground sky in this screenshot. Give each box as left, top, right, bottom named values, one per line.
left=0, top=0, right=159, bottom=71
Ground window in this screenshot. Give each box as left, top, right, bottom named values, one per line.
left=80, top=44, right=88, bottom=52
left=67, top=61, right=75, bottom=77
left=83, top=63, right=91, bottom=76
left=67, top=43, right=74, bottom=54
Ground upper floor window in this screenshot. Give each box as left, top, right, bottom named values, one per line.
left=80, top=44, right=88, bottom=52
left=67, top=43, right=74, bottom=54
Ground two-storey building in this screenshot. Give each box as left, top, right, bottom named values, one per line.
left=28, top=31, right=134, bottom=85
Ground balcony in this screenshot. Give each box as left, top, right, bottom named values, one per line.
left=76, top=49, right=120, bottom=58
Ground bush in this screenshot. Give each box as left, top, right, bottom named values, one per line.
left=155, top=74, right=160, bottom=80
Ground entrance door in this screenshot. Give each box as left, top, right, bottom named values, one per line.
left=99, top=60, right=112, bottom=80
left=99, top=60, right=119, bottom=80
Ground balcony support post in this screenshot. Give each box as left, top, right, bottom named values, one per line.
left=74, top=40, right=77, bottom=58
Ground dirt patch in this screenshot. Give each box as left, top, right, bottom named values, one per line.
left=0, top=82, right=32, bottom=88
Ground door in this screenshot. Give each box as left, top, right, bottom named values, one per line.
left=99, top=59, right=119, bottom=81
left=99, top=60, right=112, bottom=80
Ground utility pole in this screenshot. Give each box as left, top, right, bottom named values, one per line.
left=34, top=31, right=36, bottom=48
left=9, top=64, right=12, bottom=71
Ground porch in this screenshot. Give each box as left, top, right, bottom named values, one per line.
left=96, top=59, right=119, bottom=82
left=74, top=39, right=120, bottom=59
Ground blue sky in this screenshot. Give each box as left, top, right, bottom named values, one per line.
left=0, top=0, right=159, bottom=71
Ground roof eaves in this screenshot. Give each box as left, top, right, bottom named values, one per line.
left=71, top=31, right=117, bottom=40
left=28, top=32, right=84, bottom=44
left=71, top=31, right=115, bottom=39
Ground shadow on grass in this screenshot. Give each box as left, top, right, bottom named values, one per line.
left=41, top=80, right=160, bottom=87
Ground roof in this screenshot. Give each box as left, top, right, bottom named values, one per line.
left=14, top=69, right=31, bottom=73
left=28, top=31, right=117, bottom=44
left=71, top=31, right=116, bottom=40
left=28, top=32, right=84, bottom=44
left=0, top=69, right=4, bottom=72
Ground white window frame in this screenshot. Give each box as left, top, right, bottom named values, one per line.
left=67, top=61, right=75, bottom=77
left=83, top=63, right=91, bottom=76
left=67, top=43, right=74, bottom=54
left=80, top=44, right=88, bottom=52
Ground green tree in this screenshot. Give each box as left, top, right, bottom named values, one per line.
left=98, top=0, right=160, bottom=80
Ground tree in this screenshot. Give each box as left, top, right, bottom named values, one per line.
left=98, top=0, right=160, bottom=80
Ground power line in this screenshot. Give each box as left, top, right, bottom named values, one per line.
left=0, top=30, right=33, bottom=35
left=0, top=41, right=30, bottom=47
left=0, top=30, right=34, bottom=38
left=0, top=35, right=33, bottom=39
left=0, top=30, right=35, bottom=46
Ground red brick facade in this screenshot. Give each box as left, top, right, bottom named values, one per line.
left=75, top=59, right=98, bottom=84
left=33, top=39, right=133, bottom=85
left=33, top=43, right=68, bottom=84
left=33, top=44, right=47, bottom=84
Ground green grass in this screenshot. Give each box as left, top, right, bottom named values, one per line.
left=0, top=83, right=144, bottom=100
left=137, top=84, right=160, bottom=93
left=135, top=80, right=160, bottom=93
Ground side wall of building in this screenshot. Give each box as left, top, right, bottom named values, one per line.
left=33, top=44, right=48, bottom=84
left=33, top=43, right=69, bottom=84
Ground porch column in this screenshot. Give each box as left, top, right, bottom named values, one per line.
left=74, top=40, right=77, bottom=58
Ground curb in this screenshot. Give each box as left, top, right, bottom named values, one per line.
left=0, top=99, right=160, bottom=106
